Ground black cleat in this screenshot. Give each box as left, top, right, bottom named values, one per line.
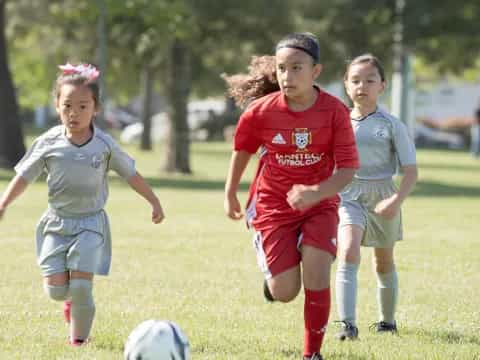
left=370, top=321, right=398, bottom=333
left=336, top=320, right=359, bottom=341
left=263, top=280, right=275, bottom=302
left=304, top=353, right=323, bottom=360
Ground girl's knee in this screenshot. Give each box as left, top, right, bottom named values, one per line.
left=339, top=249, right=361, bottom=264
left=44, top=283, right=69, bottom=301
left=374, top=259, right=395, bottom=274
left=269, top=280, right=301, bottom=302
left=337, top=241, right=361, bottom=264
left=373, top=248, right=395, bottom=273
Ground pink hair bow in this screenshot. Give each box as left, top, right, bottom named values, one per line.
left=58, top=63, right=100, bottom=82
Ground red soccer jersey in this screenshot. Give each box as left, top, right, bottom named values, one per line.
left=234, top=88, right=359, bottom=228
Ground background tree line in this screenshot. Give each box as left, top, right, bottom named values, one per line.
left=1, top=0, right=479, bottom=172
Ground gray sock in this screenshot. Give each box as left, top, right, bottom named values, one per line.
left=376, top=267, right=398, bottom=324
left=69, top=279, right=95, bottom=341
left=336, top=262, right=359, bottom=325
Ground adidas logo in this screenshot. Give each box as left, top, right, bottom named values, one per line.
left=272, top=133, right=286, bottom=144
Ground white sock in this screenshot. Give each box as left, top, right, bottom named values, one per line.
left=376, top=267, right=398, bottom=324
left=69, top=279, right=95, bottom=341
left=335, top=262, right=359, bottom=325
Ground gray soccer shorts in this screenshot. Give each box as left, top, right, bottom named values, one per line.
left=339, top=178, right=402, bottom=248
left=35, top=208, right=112, bottom=276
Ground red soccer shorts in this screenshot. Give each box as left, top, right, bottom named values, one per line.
left=252, top=207, right=338, bottom=279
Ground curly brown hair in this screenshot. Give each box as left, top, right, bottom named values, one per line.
left=222, top=55, right=279, bottom=108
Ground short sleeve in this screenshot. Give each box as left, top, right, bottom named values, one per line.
left=108, top=139, right=136, bottom=179
left=392, top=119, right=416, bottom=166
left=332, top=105, right=359, bottom=169
left=233, top=109, right=262, bottom=153
left=14, top=138, right=47, bottom=182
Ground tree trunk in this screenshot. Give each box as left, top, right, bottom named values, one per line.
left=0, top=1, right=25, bottom=168
left=164, top=38, right=191, bottom=173
left=140, top=64, right=153, bottom=151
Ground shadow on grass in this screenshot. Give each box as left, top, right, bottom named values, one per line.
left=406, top=328, right=480, bottom=346
left=110, top=176, right=480, bottom=197
left=0, top=169, right=15, bottom=182
left=110, top=175, right=250, bottom=192
left=193, top=147, right=232, bottom=156
left=411, top=180, right=480, bottom=198
left=280, top=348, right=370, bottom=360
left=328, top=354, right=370, bottom=360
left=419, top=163, right=480, bottom=172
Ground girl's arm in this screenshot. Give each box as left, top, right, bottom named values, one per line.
left=127, top=172, right=164, bottom=224
left=374, top=164, right=418, bottom=219
left=394, top=164, right=418, bottom=202
left=224, top=150, right=252, bottom=220
left=0, top=175, right=29, bottom=220
left=287, top=168, right=356, bottom=211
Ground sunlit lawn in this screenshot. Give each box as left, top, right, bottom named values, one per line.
left=0, top=139, right=479, bottom=359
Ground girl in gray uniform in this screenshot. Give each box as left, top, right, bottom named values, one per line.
left=335, top=54, right=418, bottom=340
left=0, top=63, right=165, bottom=346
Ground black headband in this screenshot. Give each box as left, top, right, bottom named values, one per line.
left=275, top=44, right=320, bottom=63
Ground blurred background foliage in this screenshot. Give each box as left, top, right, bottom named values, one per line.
left=1, top=0, right=479, bottom=170
left=5, top=0, right=480, bottom=109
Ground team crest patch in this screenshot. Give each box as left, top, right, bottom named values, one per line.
left=91, top=153, right=105, bottom=169
left=373, top=126, right=390, bottom=139
left=292, top=128, right=312, bottom=151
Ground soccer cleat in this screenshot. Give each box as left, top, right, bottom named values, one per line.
left=69, top=338, right=85, bottom=347
left=63, top=300, right=71, bottom=324
left=336, top=320, right=359, bottom=341
left=263, top=280, right=275, bottom=302
left=304, top=353, right=323, bottom=360
left=370, top=321, right=398, bottom=333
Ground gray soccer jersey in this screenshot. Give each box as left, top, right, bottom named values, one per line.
left=15, top=125, right=136, bottom=216
left=351, top=108, right=416, bottom=180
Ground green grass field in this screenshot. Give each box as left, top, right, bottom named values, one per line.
left=0, top=141, right=479, bottom=359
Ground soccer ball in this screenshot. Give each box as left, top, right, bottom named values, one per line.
left=124, top=320, right=190, bottom=360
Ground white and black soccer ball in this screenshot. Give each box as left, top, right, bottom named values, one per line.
left=124, top=320, right=190, bottom=360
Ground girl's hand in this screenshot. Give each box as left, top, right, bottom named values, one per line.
left=374, top=194, right=401, bottom=219
left=287, top=184, right=321, bottom=211
left=0, top=206, right=5, bottom=221
left=151, top=202, right=165, bottom=224
left=224, top=193, right=243, bottom=220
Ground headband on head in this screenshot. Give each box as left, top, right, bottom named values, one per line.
left=276, top=44, right=320, bottom=63
left=58, top=63, right=100, bottom=82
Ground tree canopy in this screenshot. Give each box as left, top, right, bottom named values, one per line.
left=6, top=0, right=479, bottom=108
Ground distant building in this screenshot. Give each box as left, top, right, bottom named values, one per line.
left=415, top=80, right=480, bottom=120
left=322, top=79, right=480, bottom=121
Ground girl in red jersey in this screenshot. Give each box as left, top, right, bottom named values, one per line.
left=224, top=33, right=359, bottom=360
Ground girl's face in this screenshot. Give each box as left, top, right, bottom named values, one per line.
left=55, top=83, right=97, bottom=135
left=344, top=62, right=385, bottom=107
left=275, top=48, right=322, bottom=100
